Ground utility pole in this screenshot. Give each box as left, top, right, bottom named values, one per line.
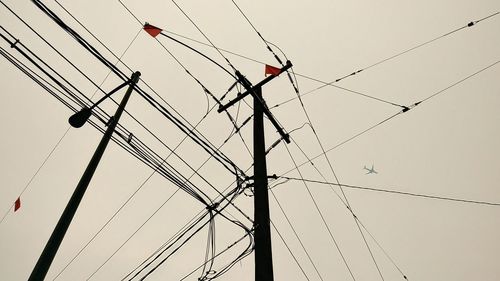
left=28, top=71, right=141, bottom=281
left=252, top=86, right=274, bottom=281
left=218, top=62, right=292, bottom=281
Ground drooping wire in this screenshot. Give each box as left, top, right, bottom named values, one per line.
left=124, top=191, right=252, bottom=281
left=118, top=164, right=254, bottom=280
left=179, top=230, right=254, bottom=281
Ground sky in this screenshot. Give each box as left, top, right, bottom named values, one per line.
left=0, top=0, right=499, bottom=280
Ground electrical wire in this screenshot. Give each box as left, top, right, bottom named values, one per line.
left=283, top=143, right=356, bottom=280
left=303, top=12, right=500, bottom=93
left=279, top=177, right=500, bottom=207
left=179, top=230, right=254, bottom=281
left=156, top=11, right=500, bottom=110
left=269, top=189, right=325, bottom=280
left=270, top=219, right=312, bottom=281
left=0, top=17, right=256, bottom=278
left=169, top=0, right=238, bottom=72
left=289, top=77, right=386, bottom=279
left=34, top=0, right=245, bottom=178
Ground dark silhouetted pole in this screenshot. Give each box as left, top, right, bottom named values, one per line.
left=253, top=86, right=274, bottom=281
left=217, top=62, right=292, bottom=281
left=28, top=71, right=141, bottom=281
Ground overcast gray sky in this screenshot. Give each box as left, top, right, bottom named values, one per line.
left=1, top=0, right=499, bottom=280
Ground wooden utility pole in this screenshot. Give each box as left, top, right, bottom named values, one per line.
left=28, top=71, right=140, bottom=281
left=253, top=86, right=274, bottom=281
left=218, top=61, right=292, bottom=281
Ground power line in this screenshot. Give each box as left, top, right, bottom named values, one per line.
left=270, top=74, right=405, bottom=109
left=0, top=19, right=254, bottom=278
left=83, top=136, right=255, bottom=280
left=119, top=192, right=251, bottom=280
left=269, top=219, right=311, bottom=281
left=276, top=58, right=500, bottom=204
left=267, top=60, right=500, bottom=278
left=304, top=11, right=500, bottom=92
left=37, top=0, right=245, bottom=177
left=287, top=128, right=388, bottom=280
left=418, top=60, right=500, bottom=104
left=289, top=85, right=386, bottom=280
left=269, top=189, right=325, bottom=281
left=161, top=28, right=401, bottom=108
left=279, top=176, right=500, bottom=207
left=283, top=144, right=356, bottom=280
left=157, top=11, right=500, bottom=109
left=3, top=5, right=260, bottom=278
left=270, top=174, right=410, bottom=280
left=170, top=0, right=237, bottom=72
left=230, top=0, right=300, bottom=93
left=178, top=230, right=254, bottom=281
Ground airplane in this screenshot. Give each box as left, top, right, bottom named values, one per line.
left=363, top=164, right=378, bottom=174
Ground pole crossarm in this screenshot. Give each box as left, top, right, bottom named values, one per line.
left=217, top=60, right=292, bottom=143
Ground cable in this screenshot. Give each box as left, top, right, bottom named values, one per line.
left=34, top=0, right=245, bottom=178
left=124, top=191, right=251, bottom=280
left=85, top=134, right=254, bottom=280
left=269, top=219, right=311, bottom=281
left=179, top=230, right=253, bottom=281
left=290, top=78, right=386, bottom=279
left=283, top=144, right=356, bottom=280
left=0, top=21, right=254, bottom=280
left=169, top=0, right=237, bottom=72
left=269, top=189, right=325, bottom=280
left=279, top=177, right=500, bottom=207
left=305, top=12, right=500, bottom=92
left=163, top=28, right=400, bottom=107
left=157, top=11, right=500, bottom=109
left=267, top=59, right=500, bottom=279
left=418, top=60, right=500, bottom=104
left=271, top=74, right=405, bottom=109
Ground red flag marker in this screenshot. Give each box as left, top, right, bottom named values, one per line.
left=143, top=23, right=162, bottom=38
left=14, top=197, right=21, bottom=212
left=264, top=64, right=281, bottom=76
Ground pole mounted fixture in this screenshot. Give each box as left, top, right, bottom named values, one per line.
left=68, top=79, right=131, bottom=128
left=28, top=71, right=141, bottom=281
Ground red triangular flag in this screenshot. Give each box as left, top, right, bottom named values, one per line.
left=143, top=23, right=162, bottom=38
left=14, top=197, right=21, bottom=212
left=264, top=64, right=281, bottom=76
